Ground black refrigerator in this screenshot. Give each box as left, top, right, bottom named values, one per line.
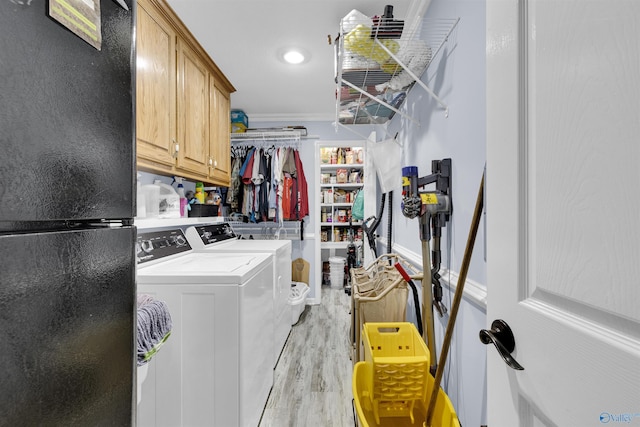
left=0, top=0, right=136, bottom=425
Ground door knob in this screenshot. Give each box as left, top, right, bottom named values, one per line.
left=479, top=319, right=524, bottom=370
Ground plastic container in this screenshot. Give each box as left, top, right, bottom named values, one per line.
left=361, top=322, right=431, bottom=424
left=174, top=177, right=187, bottom=217
left=353, top=360, right=460, bottom=427
left=205, top=191, right=215, bottom=205
left=288, top=282, right=310, bottom=325
left=136, top=174, right=146, bottom=218
left=329, top=256, right=346, bottom=288
left=204, top=187, right=223, bottom=216
left=195, top=182, right=205, bottom=204
left=140, top=184, right=160, bottom=218
left=155, top=181, right=180, bottom=219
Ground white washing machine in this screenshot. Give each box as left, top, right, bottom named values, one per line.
left=185, top=223, right=292, bottom=366
left=136, top=228, right=274, bottom=427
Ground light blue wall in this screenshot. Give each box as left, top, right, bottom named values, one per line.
left=376, top=1, right=488, bottom=426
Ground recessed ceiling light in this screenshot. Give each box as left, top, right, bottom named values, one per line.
left=278, top=47, right=310, bottom=65
left=283, top=50, right=305, bottom=64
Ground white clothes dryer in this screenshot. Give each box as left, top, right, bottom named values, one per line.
left=185, top=223, right=293, bottom=366
left=136, top=228, right=274, bottom=427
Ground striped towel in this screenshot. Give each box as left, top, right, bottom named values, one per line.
left=137, top=294, right=172, bottom=366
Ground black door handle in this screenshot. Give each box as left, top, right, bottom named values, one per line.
left=479, top=319, right=524, bottom=370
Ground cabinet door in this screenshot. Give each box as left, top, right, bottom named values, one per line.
left=208, top=79, right=231, bottom=186
left=136, top=0, right=176, bottom=167
left=176, top=40, right=209, bottom=177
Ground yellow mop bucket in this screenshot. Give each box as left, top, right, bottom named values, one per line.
left=353, top=322, right=460, bottom=427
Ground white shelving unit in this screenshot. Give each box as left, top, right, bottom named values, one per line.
left=313, top=139, right=375, bottom=302
left=319, top=159, right=365, bottom=249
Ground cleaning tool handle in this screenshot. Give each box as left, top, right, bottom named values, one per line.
left=425, top=172, right=484, bottom=427
left=394, top=262, right=423, bottom=337
left=394, top=262, right=411, bottom=282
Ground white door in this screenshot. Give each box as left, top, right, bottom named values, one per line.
left=486, top=1, right=640, bottom=426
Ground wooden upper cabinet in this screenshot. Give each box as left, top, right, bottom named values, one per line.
left=209, top=79, right=231, bottom=186
left=176, top=40, right=209, bottom=177
left=136, top=0, right=176, bottom=168
left=135, top=0, right=235, bottom=185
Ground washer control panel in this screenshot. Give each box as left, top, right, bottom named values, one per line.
left=193, top=223, right=237, bottom=246
left=136, top=229, right=191, bottom=264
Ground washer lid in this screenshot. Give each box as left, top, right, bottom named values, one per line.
left=137, top=251, right=272, bottom=284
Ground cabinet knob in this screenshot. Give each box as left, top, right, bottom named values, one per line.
left=208, top=158, right=213, bottom=166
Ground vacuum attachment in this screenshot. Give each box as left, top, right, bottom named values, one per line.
left=371, top=5, right=404, bottom=39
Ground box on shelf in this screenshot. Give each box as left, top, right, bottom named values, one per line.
left=283, top=126, right=307, bottom=136
left=232, top=123, right=247, bottom=133
left=336, top=168, right=348, bottom=183
left=349, top=170, right=362, bottom=183
left=354, top=147, right=364, bottom=164
left=320, top=148, right=331, bottom=164
left=334, top=189, right=347, bottom=203
left=231, top=109, right=249, bottom=133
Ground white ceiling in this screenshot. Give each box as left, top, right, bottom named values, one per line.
left=165, top=0, right=416, bottom=123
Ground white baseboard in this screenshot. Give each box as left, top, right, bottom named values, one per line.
left=305, top=297, right=321, bottom=305
left=389, top=243, right=487, bottom=310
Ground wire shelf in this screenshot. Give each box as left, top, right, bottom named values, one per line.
left=231, top=130, right=302, bottom=142
left=226, top=219, right=304, bottom=241
left=335, top=12, right=459, bottom=126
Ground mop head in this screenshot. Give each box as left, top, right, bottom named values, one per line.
left=137, top=294, right=172, bottom=366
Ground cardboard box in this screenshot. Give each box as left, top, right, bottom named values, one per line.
left=231, top=109, right=249, bottom=128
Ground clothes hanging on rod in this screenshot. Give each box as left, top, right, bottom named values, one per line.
left=231, top=137, right=301, bottom=151
left=227, top=144, right=308, bottom=224
left=227, top=153, right=243, bottom=212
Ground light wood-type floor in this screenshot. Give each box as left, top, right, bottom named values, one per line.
left=259, top=285, right=355, bottom=427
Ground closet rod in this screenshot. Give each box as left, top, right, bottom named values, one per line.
left=231, top=139, right=302, bottom=150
